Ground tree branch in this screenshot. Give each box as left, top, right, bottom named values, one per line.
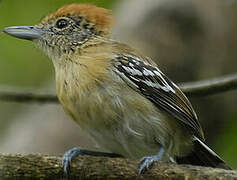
left=0, top=91, right=58, bottom=103
left=0, top=73, right=237, bottom=104
left=0, top=153, right=236, bottom=180
left=180, top=73, right=237, bottom=97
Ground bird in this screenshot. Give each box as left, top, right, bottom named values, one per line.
left=3, top=3, right=231, bottom=175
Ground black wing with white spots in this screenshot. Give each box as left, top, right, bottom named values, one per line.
left=112, top=53, right=204, bottom=139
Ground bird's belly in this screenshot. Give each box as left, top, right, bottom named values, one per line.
left=87, top=124, right=162, bottom=159
left=74, top=101, right=172, bottom=159
left=60, top=85, right=174, bottom=159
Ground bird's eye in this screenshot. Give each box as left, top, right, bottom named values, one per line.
left=56, top=19, right=69, bottom=29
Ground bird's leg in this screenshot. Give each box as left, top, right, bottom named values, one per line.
left=138, top=147, right=165, bottom=175
left=62, top=147, right=123, bottom=176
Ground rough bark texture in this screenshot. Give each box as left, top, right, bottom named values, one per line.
left=0, top=153, right=236, bottom=180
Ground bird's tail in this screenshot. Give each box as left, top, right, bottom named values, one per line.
left=176, top=137, right=232, bottom=170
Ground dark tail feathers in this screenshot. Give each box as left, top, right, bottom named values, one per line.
left=176, top=137, right=232, bottom=170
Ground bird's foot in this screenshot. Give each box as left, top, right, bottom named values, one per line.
left=138, top=147, right=165, bottom=175
left=62, top=147, right=82, bottom=176
left=62, top=147, right=123, bottom=176
left=139, top=155, right=156, bottom=174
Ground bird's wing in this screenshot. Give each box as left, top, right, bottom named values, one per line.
left=112, top=53, right=204, bottom=140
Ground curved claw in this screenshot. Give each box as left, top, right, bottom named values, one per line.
left=62, top=147, right=82, bottom=176
left=62, top=147, right=123, bottom=176
left=138, top=147, right=165, bottom=175
left=139, top=156, right=155, bottom=175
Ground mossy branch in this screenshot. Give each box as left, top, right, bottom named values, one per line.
left=0, top=153, right=236, bottom=180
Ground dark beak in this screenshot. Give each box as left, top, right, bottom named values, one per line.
left=2, top=26, right=43, bottom=40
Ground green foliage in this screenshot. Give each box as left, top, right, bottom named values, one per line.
left=216, top=113, right=237, bottom=168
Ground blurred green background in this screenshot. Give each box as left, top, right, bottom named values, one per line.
left=0, top=0, right=236, bottom=168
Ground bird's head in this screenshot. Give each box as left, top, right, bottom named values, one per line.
left=3, top=4, right=113, bottom=60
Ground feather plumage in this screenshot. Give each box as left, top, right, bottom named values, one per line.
left=41, top=4, right=113, bottom=34
left=112, top=53, right=204, bottom=140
